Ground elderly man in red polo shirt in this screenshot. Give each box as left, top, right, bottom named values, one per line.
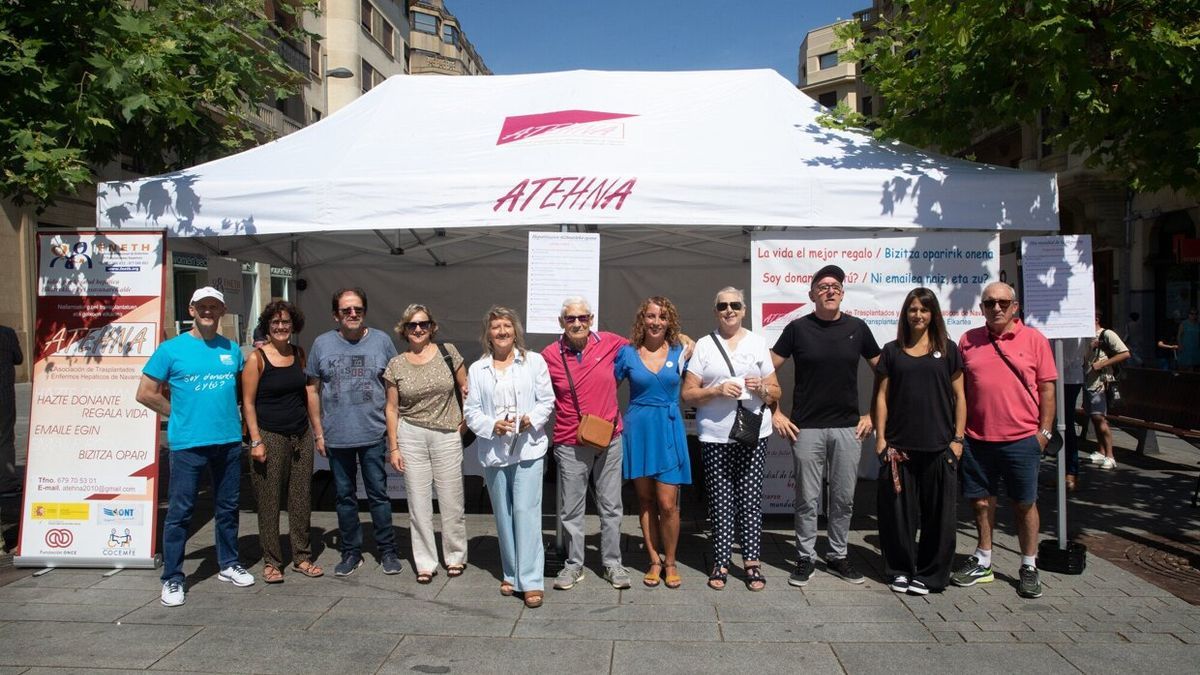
left=543, top=296, right=632, bottom=591
left=952, top=282, right=1056, bottom=599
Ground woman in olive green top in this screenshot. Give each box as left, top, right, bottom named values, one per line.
left=384, top=304, right=469, bottom=583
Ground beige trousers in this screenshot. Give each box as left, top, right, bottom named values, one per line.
left=398, top=419, right=468, bottom=572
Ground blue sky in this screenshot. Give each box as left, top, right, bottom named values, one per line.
left=445, top=0, right=869, bottom=84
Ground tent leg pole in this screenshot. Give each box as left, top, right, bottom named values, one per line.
left=1055, top=340, right=1067, bottom=550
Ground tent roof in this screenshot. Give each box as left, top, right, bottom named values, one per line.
left=97, top=69, right=1058, bottom=243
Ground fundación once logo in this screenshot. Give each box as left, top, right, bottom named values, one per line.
left=44, top=528, right=74, bottom=548
left=496, top=110, right=638, bottom=145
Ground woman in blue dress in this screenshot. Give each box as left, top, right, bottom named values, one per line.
left=615, top=296, right=691, bottom=589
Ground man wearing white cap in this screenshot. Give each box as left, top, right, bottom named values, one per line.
left=137, top=286, right=254, bottom=607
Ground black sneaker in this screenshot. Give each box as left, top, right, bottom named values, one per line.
left=788, top=558, right=816, bottom=587
left=334, top=552, right=364, bottom=577
left=1017, top=564, right=1043, bottom=599
left=889, top=575, right=909, bottom=593
left=907, top=579, right=930, bottom=595
left=826, top=557, right=865, bottom=584
left=380, top=551, right=403, bottom=575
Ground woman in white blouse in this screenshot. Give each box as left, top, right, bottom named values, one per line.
left=463, top=306, right=555, bottom=609
left=681, top=286, right=781, bottom=592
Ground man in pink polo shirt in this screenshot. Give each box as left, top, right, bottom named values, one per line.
left=952, top=282, right=1056, bottom=599
left=542, top=296, right=631, bottom=591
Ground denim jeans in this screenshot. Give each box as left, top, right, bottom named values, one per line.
left=1063, top=384, right=1083, bottom=477
left=327, top=439, right=396, bottom=556
left=161, top=442, right=243, bottom=583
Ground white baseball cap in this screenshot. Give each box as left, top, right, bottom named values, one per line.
left=189, top=286, right=225, bottom=305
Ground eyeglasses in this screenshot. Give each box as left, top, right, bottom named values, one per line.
left=338, top=306, right=365, bottom=316
left=715, top=301, right=744, bottom=311
left=815, top=284, right=843, bottom=294
left=981, top=299, right=1013, bottom=310
left=563, top=314, right=592, bottom=324
left=269, top=320, right=292, bottom=327
left=404, top=320, right=433, bottom=331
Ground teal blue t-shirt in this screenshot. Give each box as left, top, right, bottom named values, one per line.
left=143, top=332, right=244, bottom=451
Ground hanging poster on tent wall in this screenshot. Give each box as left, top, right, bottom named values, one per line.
left=751, top=230, right=999, bottom=513
left=16, top=231, right=165, bottom=569
left=526, top=232, right=601, bottom=334
left=751, top=231, right=1000, bottom=346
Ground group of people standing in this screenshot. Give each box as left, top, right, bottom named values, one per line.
left=138, top=263, right=1078, bottom=609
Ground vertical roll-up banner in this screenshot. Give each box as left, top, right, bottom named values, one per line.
left=16, top=231, right=165, bottom=569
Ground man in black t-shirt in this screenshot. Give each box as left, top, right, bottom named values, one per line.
left=771, top=265, right=881, bottom=587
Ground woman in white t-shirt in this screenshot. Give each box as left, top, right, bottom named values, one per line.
left=681, top=286, right=781, bottom=592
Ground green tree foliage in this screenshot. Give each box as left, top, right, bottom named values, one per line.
left=0, top=0, right=319, bottom=207
left=836, top=0, right=1200, bottom=194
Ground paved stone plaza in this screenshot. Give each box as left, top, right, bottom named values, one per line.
left=1, top=380, right=1198, bottom=673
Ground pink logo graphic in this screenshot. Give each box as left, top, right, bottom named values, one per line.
left=497, top=110, right=637, bottom=145
left=45, top=528, right=74, bottom=548
left=762, top=303, right=808, bottom=328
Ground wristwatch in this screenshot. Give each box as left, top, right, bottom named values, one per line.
left=1039, top=428, right=1053, bottom=440
left=249, top=440, right=264, bottom=448
left=951, top=436, right=964, bottom=444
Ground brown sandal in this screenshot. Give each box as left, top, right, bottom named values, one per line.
left=291, top=560, right=324, bottom=578
left=500, top=581, right=514, bottom=596
left=524, top=590, right=544, bottom=608
left=263, top=564, right=284, bottom=584
left=416, top=570, right=438, bottom=584
left=446, top=564, right=465, bottom=578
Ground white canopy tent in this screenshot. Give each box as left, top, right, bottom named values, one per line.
left=95, top=69, right=1058, bottom=341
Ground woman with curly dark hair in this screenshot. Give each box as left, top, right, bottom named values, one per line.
left=241, top=299, right=322, bottom=582
left=615, top=296, right=691, bottom=589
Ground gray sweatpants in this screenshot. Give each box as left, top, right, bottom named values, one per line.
left=793, top=427, right=861, bottom=561
left=555, top=438, right=624, bottom=568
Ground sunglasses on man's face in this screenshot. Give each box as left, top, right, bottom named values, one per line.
left=563, top=314, right=592, bottom=324
left=981, top=299, right=1013, bottom=310
left=338, top=306, right=365, bottom=316
left=404, top=320, right=433, bottom=331
left=715, top=301, right=744, bottom=311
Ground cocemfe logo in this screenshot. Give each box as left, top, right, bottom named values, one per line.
left=45, top=528, right=74, bottom=548
left=497, top=110, right=637, bottom=145
left=762, top=302, right=808, bottom=328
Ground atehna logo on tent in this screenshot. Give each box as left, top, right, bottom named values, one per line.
left=496, top=110, right=637, bottom=145
left=761, top=303, right=808, bottom=329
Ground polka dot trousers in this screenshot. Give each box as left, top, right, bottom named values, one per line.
left=701, top=438, right=767, bottom=569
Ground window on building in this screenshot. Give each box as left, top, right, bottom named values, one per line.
left=310, top=38, right=322, bottom=77
left=443, top=24, right=458, bottom=45
left=818, top=91, right=838, bottom=108
left=360, top=0, right=372, bottom=30
left=270, top=275, right=291, bottom=302
left=861, top=96, right=873, bottom=116
left=361, top=58, right=385, bottom=93
left=382, top=21, right=394, bottom=56
left=311, top=107, right=322, bottom=122
left=413, top=11, right=438, bottom=34
left=361, top=0, right=395, bottom=56
left=817, top=51, right=839, bottom=70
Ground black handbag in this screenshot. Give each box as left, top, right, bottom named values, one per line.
left=709, top=331, right=765, bottom=447
left=988, top=335, right=1063, bottom=456
left=437, top=344, right=476, bottom=448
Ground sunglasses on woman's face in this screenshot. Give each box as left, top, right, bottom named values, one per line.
left=715, top=301, right=744, bottom=311
left=404, top=320, right=433, bottom=331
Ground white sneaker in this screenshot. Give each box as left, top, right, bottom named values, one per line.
left=218, top=564, right=255, bottom=587
left=1100, top=457, right=1117, bottom=470
left=161, top=580, right=186, bottom=607
left=1088, top=451, right=1105, bottom=464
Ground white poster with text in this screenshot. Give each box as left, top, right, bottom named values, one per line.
left=526, top=232, right=601, bottom=334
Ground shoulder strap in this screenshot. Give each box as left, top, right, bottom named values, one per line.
left=558, top=345, right=584, bottom=419
left=437, top=343, right=464, bottom=409
left=988, top=334, right=1038, bottom=406
left=709, top=331, right=737, bottom=377
left=254, top=347, right=266, bottom=375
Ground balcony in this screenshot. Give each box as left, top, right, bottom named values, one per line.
left=267, top=26, right=310, bottom=74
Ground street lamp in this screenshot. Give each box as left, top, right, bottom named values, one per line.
left=321, top=52, right=355, bottom=120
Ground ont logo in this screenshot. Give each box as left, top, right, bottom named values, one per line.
left=45, top=528, right=74, bottom=548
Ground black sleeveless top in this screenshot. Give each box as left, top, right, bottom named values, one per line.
left=254, top=348, right=309, bottom=435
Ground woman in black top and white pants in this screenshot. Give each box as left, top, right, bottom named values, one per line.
left=872, top=288, right=966, bottom=595
left=242, top=300, right=322, bottom=582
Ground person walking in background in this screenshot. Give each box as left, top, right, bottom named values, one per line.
left=1058, top=336, right=1089, bottom=491
left=384, top=304, right=469, bottom=584
left=0, top=324, right=22, bottom=497
left=136, top=287, right=254, bottom=607
left=306, top=287, right=403, bottom=577
left=1122, top=312, right=1143, bottom=367
left=952, top=282, right=1056, bottom=599
left=682, top=287, right=780, bottom=591
left=542, top=296, right=631, bottom=591
left=771, top=265, right=881, bottom=587
left=1161, top=307, right=1200, bottom=372
left=616, top=297, right=691, bottom=589
left=872, top=288, right=965, bottom=595
left=241, top=300, right=322, bottom=583
left=464, top=306, right=555, bottom=609
left=1083, top=312, right=1130, bottom=470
